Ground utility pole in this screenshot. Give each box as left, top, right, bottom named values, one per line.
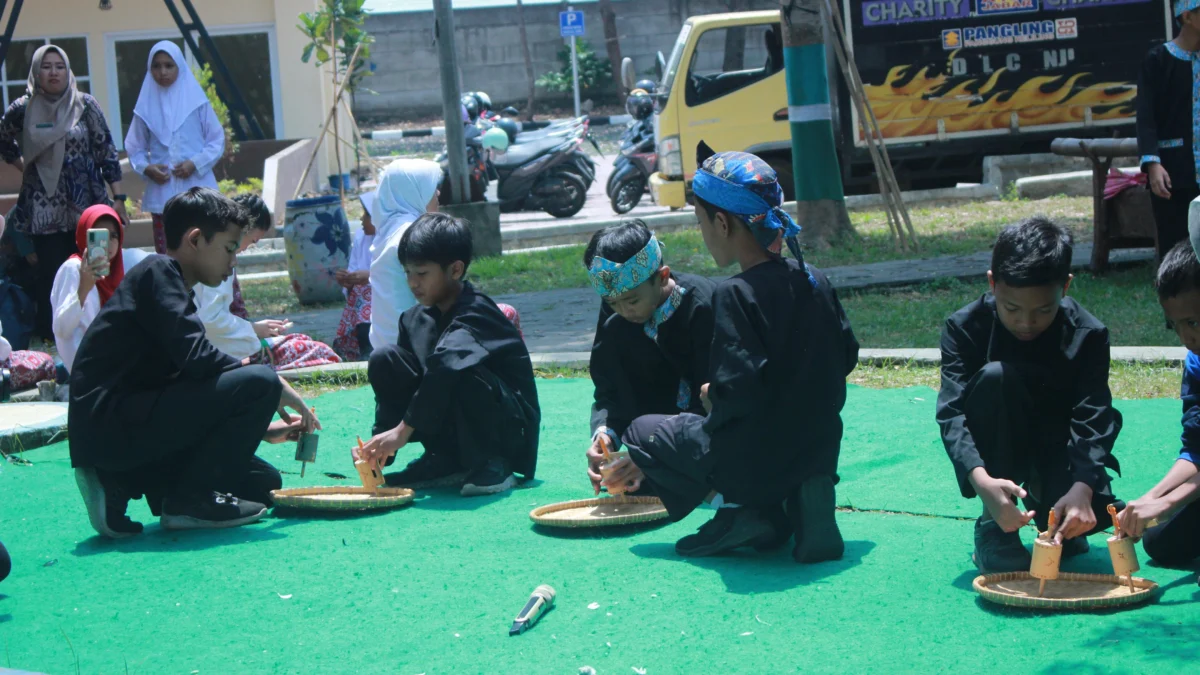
left=569, top=5, right=581, bottom=118
left=434, top=0, right=469, bottom=205
left=779, top=0, right=853, bottom=246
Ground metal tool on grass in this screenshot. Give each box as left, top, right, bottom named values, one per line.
left=354, top=435, right=385, bottom=494
left=294, top=407, right=318, bottom=477
left=1030, top=508, right=1062, bottom=598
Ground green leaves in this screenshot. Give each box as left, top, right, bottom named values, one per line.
left=296, top=0, right=373, bottom=93
left=535, top=39, right=612, bottom=94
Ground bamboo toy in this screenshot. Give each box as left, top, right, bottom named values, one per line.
left=597, top=435, right=631, bottom=498
left=1106, top=504, right=1140, bottom=594
left=1030, top=509, right=1063, bottom=598
left=354, top=436, right=385, bottom=494
left=294, top=407, right=319, bottom=477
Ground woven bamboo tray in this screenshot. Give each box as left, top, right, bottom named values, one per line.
left=974, top=571, right=1158, bottom=611
left=271, top=486, right=415, bottom=512
left=529, top=495, right=669, bottom=528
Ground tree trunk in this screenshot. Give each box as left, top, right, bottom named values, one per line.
left=598, top=0, right=624, bottom=103
left=515, top=0, right=537, bottom=121
left=779, top=0, right=854, bottom=248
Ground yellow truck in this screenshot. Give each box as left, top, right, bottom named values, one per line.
left=641, top=3, right=1169, bottom=209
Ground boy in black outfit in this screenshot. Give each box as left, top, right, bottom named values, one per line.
left=1118, top=240, right=1200, bottom=568
left=70, top=187, right=318, bottom=538
left=358, top=213, right=539, bottom=496
left=582, top=220, right=715, bottom=494
left=610, top=146, right=859, bottom=562
left=937, top=217, right=1122, bottom=573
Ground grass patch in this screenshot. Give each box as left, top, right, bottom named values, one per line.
left=841, top=263, right=1168, bottom=348
left=848, top=360, right=1181, bottom=399
left=239, top=277, right=343, bottom=318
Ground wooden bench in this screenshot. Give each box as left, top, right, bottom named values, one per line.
left=1050, top=138, right=1155, bottom=272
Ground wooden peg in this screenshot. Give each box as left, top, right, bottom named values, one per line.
left=354, top=436, right=384, bottom=493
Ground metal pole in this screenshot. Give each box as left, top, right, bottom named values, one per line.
left=779, top=0, right=852, bottom=246
left=569, top=5, right=581, bottom=117
left=434, top=0, right=470, bottom=204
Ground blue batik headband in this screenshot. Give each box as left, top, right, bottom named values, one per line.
left=692, top=152, right=801, bottom=248
left=1176, top=0, right=1199, bottom=15
left=588, top=234, right=663, bottom=297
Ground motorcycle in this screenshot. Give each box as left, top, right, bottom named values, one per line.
left=435, top=124, right=489, bottom=205
left=609, top=124, right=656, bottom=215
left=490, top=126, right=591, bottom=218
left=605, top=117, right=653, bottom=201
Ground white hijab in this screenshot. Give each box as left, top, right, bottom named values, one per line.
left=368, top=158, right=442, bottom=263
left=131, top=41, right=209, bottom=147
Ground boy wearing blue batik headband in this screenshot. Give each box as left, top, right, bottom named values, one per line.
left=1136, top=1, right=1200, bottom=259
left=616, top=143, right=859, bottom=562
left=583, top=220, right=716, bottom=496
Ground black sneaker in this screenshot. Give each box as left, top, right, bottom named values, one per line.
left=973, top=517, right=1032, bottom=573
left=1062, top=535, right=1090, bottom=558
left=160, top=492, right=267, bottom=531
left=384, top=452, right=467, bottom=489
left=74, top=468, right=143, bottom=539
left=788, top=475, right=845, bottom=563
left=675, top=507, right=776, bottom=557
left=753, top=503, right=793, bottom=552
left=460, top=458, right=518, bottom=497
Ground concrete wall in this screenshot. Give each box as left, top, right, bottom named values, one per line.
left=357, top=0, right=778, bottom=117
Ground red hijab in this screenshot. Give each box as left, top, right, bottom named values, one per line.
left=68, top=204, right=126, bottom=305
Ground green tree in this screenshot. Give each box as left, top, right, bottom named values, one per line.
left=298, top=0, right=374, bottom=94
left=536, top=40, right=612, bottom=95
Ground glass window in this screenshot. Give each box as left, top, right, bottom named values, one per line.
left=685, top=24, right=782, bottom=108
left=0, top=36, right=92, bottom=109
left=199, top=33, right=276, bottom=138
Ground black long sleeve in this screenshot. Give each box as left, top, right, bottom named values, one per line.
left=1136, top=48, right=1161, bottom=166
left=704, top=279, right=770, bottom=435
left=1066, top=327, right=1120, bottom=490
left=936, top=318, right=986, bottom=485
left=134, top=262, right=241, bottom=380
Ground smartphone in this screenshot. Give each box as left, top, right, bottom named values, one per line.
left=86, top=228, right=110, bottom=277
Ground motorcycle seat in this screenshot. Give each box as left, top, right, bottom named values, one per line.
left=492, top=135, right=572, bottom=167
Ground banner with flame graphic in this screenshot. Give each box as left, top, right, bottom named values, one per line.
left=844, top=0, right=1169, bottom=146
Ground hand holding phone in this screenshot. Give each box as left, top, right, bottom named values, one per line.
left=86, top=228, right=110, bottom=278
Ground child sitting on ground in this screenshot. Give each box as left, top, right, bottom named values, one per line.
left=69, top=187, right=318, bottom=538
left=582, top=220, right=716, bottom=495
left=333, top=191, right=376, bottom=361
left=1118, top=240, right=1200, bottom=567
left=356, top=212, right=540, bottom=496
left=51, top=205, right=151, bottom=374
left=610, top=144, right=859, bottom=561
left=194, top=194, right=341, bottom=370
left=936, top=217, right=1123, bottom=573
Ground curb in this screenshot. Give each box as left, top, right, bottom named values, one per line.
left=364, top=115, right=633, bottom=141
left=0, top=402, right=69, bottom=454
left=276, top=346, right=1189, bottom=383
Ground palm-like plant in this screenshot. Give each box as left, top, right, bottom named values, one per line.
left=298, top=0, right=374, bottom=95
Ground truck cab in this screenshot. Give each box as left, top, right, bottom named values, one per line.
left=648, top=11, right=789, bottom=210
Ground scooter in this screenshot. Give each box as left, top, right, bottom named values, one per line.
left=435, top=124, right=489, bottom=205
left=609, top=127, right=656, bottom=214
left=491, top=128, right=591, bottom=218
left=606, top=117, right=653, bottom=201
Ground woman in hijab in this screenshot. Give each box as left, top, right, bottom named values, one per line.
left=50, top=204, right=151, bottom=373
left=367, top=158, right=443, bottom=350
left=125, top=41, right=225, bottom=254
left=0, top=45, right=126, bottom=344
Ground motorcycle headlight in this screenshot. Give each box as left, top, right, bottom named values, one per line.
left=658, top=135, right=682, bottom=179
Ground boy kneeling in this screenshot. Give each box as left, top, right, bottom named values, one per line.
left=70, top=188, right=317, bottom=537
left=606, top=145, right=859, bottom=561
left=583, top=220, right=716, bottom=495
left=357, top=213, right=540, bottom=496
left=936, top=218, right=1122, bottom=572
left=1118, top=241, right=1200, bottom=568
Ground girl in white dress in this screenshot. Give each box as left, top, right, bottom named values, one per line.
left=124, top=41, right=224, bottom=254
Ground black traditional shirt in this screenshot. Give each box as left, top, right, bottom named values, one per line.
left=590, top=272, right=716, bottom=447
left=936, top=294, right=1121, bottom=495
left=1136, top=42, right=1200, bottom=190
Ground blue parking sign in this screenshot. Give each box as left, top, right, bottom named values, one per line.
left=560, top=10, right=585, bottom=37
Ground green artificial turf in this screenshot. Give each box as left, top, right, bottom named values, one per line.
left=1, top=381, right=1197, bottom=674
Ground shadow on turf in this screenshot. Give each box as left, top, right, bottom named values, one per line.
left=71, top=523, right=287, bottom=556
left=1035, top=617, right=1200, bottom=672
left=629, top=539, right=876, bottom=595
